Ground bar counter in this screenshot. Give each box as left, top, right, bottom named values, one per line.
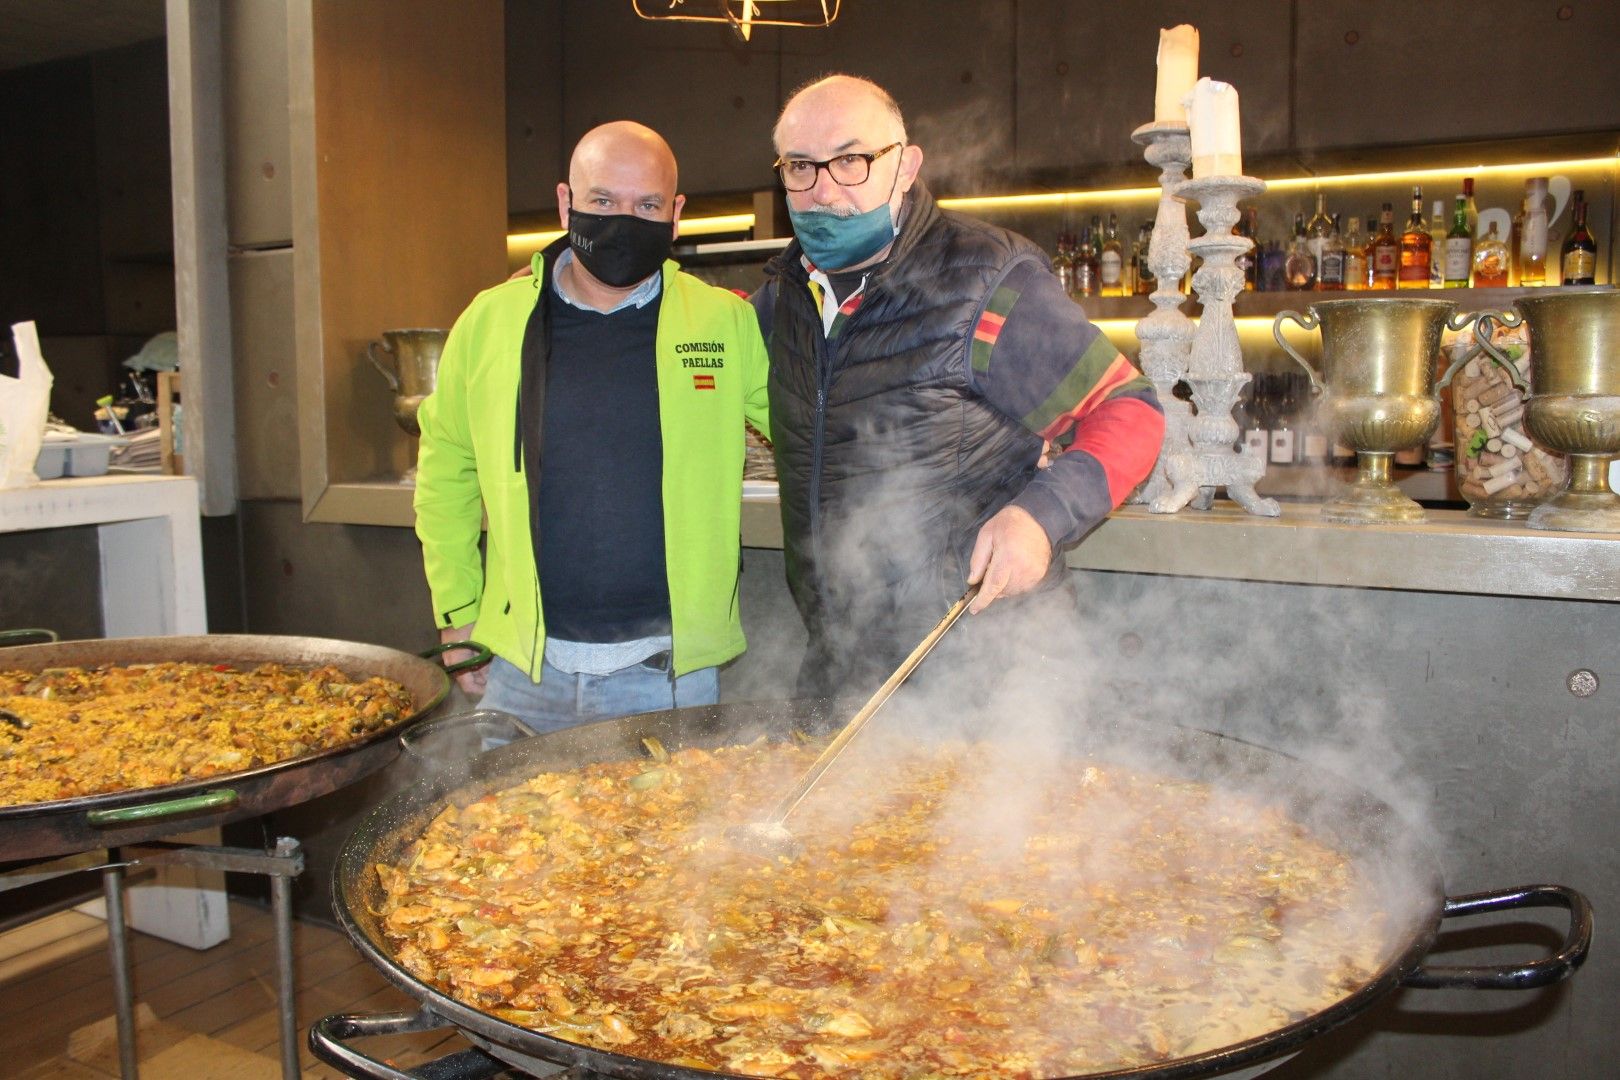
left=740, top=492, right=1620, bottom=603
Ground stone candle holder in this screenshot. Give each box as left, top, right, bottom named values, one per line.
left=1151, top=174, right=1279, bottom=517
left=1127, top=121, right=1196, bottom=507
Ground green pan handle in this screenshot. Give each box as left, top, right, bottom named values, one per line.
left=0, top=628, right=59, bottom=647
left=87, top=788, right=239, bottom=827
left=419, top=639, right=492, bottom=676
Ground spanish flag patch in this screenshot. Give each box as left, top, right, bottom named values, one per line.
left=692, top=374, right=716, bottom=390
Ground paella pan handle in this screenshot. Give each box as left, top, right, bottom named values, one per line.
left=398, top=708, right=532, bottom=755
left=1403, top=883, right=1592, bottom=990
left=419, top=639, right=493, bottom=676
left=310, top=1008, right=507, bottom=1080
left=86, top=788, right=239, bottom=827
left=0, top=628, right=58, bottom=646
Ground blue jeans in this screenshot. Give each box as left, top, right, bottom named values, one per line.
left=477, top=654, right=719, bottom=741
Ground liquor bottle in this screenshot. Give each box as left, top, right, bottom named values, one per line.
left=1285, top=213, right=1317, bottom=290
left=1342, top=215, right=1368, bottom=291
left=1238, top=208, right=1258, bottom=291
left=1243, top=374, right=1271, bottom=461
left=1443, top=195, right=1472, bottom=288
left=1562, top=190, right=1597, bottom=285
left=1074, top=226, right=1100, bottom=297
left=1258, top=241, right=1287, bottom=292
left=1268, top=373, right=1297, bottom=466
left=1516, top=178, right=1549, bottom=287
left=1232, top=378, right=1254, bottom=453
left=1370, top=205, right=1399, bottom=290
left=1428, top=200, right=1448, bottom=288
left=1306, top=193, right=1332, bottom=278
left=1298, top=374, right=1328, bottom=466
left=1053, top=232, right=1076, bottom=297
left=1134, top=222, right=1157, bottom=295
left=1099, top=213, right=1126, bottom=297
left=1461, top=177, right=1479, bottom=239
left=1398, top=187, right=1431, bottom=289
left=1318, top=213, right=1346, bottom=290
left=1472, top=221, right=1510, bottom=288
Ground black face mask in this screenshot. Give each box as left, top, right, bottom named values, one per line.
left=565, top=207, right=674, bottom=288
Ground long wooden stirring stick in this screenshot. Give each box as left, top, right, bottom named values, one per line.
left=740, top=583, right=980, bottom=847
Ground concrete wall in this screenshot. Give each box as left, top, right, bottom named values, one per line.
left=506, top=0, right=1620, bottom=211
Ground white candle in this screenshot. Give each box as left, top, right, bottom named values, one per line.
left=1185, top=77, right=1243, bottom=178
left=1154, top=25, right=1199, bottom=123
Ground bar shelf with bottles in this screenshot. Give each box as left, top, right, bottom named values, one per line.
left=1058, top=174, right=1608, bottom=321
left=984, top=133, right=1615, bottom=322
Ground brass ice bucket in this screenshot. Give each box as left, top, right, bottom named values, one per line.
left=1274, top=297, right=1484, bottom=524
left=1477, top=287, right=1620, bottom=532
left=367, top=328, right=448, bottom=438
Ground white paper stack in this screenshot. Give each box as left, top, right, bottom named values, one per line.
left=109, top=428, right=163, bottom=471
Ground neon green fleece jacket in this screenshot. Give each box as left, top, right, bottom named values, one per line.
left=414, top=252, right=771, bottom=680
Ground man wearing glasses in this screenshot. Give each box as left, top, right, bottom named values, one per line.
left=755, top=75, right=1166, bottom=698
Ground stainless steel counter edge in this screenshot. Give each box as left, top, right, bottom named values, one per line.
left=310, top=482, right=1620, bottom=603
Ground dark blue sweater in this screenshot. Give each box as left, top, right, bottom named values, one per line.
left=537, top=288, right=670, bottom=643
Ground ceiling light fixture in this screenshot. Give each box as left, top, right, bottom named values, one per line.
left=633, top=1, right=840, bottom=43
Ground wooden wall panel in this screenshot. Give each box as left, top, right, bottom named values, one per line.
left=305, top=0, right=507, bottom=486
left=1014, top=0, right=1294, bottom=177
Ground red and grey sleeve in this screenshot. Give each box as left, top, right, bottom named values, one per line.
left=968, top=259, right=1166, bottom=547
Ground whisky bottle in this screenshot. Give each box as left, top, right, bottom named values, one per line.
left=1472, top=221, right=1509, bottom=288
left=1134, top=222, right=1157, bottom=295
left=1398, top=187, right=1431, bottom=289
left=1341, top=215, right=1368, bottom=291
left=1305, top=193, right=1332, bottom=278
left=1285, top=213, right=1317, bottom=290
left=1516, top=178, right=1549, bottom=287
left=1428, top=199, right=1448, bottom=288
left=1238, top=208, right=1258, bottom=291
left=1268, top=373, right=1298, bottom=467
left=1318, top=214, right=1346, bottom=290
left=1562, top=190, right=1597, bottom=285
left=1443, top=196, right=1472, bottom=288
left=1461, top=177, right=1479, bottom=239
left=1053, top=232, right=1076, bottom=297
left=1074, top=226, right=1100, bottom=297
left=1371, top=205, right=1399, bottom=290
left=1099, top=214, right=1126, bottom=297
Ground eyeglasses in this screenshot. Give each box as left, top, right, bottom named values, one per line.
left=773, top=143, right=902, bottom=192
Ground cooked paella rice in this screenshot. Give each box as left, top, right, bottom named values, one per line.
left=0, top=662, right=414, bottom=805
left=376, top=738, right=1396, bottom=1078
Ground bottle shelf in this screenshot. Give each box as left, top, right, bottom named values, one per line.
left=1078, top=284, right=1612, bottom=322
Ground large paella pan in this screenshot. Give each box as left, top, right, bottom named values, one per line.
left=313, top=701, right=1590, bottom=1080
left=0, top=634, right=483, bottom=861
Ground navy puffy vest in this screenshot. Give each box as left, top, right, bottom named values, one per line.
left=764, top=183, right=1055, bottom=686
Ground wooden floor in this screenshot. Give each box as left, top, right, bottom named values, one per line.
left=0, top=900, right=489, bottom=1078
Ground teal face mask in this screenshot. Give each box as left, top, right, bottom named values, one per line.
left=788, top=200, right=898, bottom=271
